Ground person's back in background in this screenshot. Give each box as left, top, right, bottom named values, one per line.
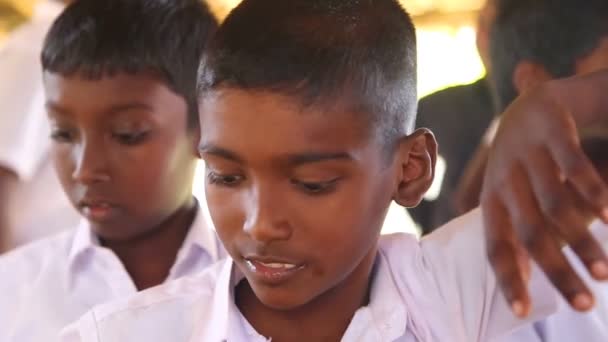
left=409, top=0, right=498, bottom=234
left=0, top=0, right=77, bottom=252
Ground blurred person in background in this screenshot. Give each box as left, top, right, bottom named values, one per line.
left=0, top=0, right=77, bottom=252
left=410, top=0, right=498, bottom=234
left=455, top=0, right=608, bottom=217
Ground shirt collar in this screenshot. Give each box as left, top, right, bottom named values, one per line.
left=67, top=199, right=222, bottom=273
left=342, top=251, right=408, bottom=341
left=178, top=200, right=222, bottom=263
left=67, top=218, right=100, bottom=268
left=200, top=251, right=409, bottom=342
left=189, top=258, right=241, bottom=341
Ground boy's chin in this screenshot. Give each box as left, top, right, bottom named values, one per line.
left=245, top=278, right=325, bottom=312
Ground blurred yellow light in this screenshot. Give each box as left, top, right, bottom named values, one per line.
left=417, top=25, right=485, bottom=98
left=0, top=0, right=37, bottom=17
left=207, top=0, right=241, bottom=19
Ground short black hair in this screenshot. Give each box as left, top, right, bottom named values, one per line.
left=490, top=0, right=608, bottom=111
left=42, top=0, right=218, bottom=128
left=198, top=0, right=418, bottom=143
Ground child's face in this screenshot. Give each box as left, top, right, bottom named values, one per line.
left=199, top=89, right=423, bottom=310
left=43, top=72, right=198, bottom=241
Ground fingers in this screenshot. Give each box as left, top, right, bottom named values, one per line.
left=483, top=197, right=532, bottom=317
left=481, top=82, right=608, bottom=318
left=500, top=162, right=594, bottom=312
left=548, top=126, right=608, bottom=223
left=524, top=146, right=608, bottom=281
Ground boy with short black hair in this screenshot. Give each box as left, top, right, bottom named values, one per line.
left=0, top=0, right=223, bottom=340
left=63, top=0, right=608, bottom=341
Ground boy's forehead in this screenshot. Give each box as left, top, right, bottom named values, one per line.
left=44, top=72, right=170, bottom=100
left=198, top=89, right=376, bottom=156
left=43, top=72, right=188, bottom=117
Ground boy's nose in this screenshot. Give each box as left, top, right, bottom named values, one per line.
left=243, top=187, right=292, bottom=243
left=71, top=142, right=111, bottom=185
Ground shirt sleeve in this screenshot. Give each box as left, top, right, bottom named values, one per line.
left=418, top=209, right=562, bottom=341
left=0, top=21, right=52, bottom=180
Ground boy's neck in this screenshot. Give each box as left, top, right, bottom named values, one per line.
left=236, top=246, right=379, bottom=342
left=101, top=198, right=198, bottom=291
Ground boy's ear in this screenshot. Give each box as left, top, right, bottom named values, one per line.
left=393, top=128, right=437, bottom=208
left=513, top=61, right=553, bottom=95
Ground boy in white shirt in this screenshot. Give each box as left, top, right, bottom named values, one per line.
left=62, top=0, right=608, bottom=341
left=0, top=0, right=224, bottom=340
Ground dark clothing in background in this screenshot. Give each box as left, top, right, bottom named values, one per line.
left=410, top=77, right=495, bottom=234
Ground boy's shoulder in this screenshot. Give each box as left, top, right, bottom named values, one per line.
left=0, top=230, right=74, bottom=327
left=68, top=259, right=229, bottom=341
left=0, top=230, right=74, bottom=280
left=379, top=208, right=485, bottom=265
left=378, top=208, right=487, bottom=295
left=94, top=260, right=225, bottom=319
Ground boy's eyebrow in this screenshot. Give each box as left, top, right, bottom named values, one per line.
left=45, top=102, right=154, bottom=115
left=105, top=103, right=154, bottom=114
left=286, top=152, right=353, bottom=165
left=45, top=102, right=71, bottom=115
left=199, top=144, right=244, bottom=163
left=199, top=144, right=354, bottom=165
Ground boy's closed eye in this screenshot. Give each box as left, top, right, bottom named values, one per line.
left=50, top=127, right=77, bottom=143
left=205, top=168, right=342, bottom=196
left=111, top=130, right=150, bottom=145
left=206, top=170, right=244, bottom=187
left=49, top=127, right=151, bottom=146
left=290, top=178, right=340, bottom=195
left=110, top=120, right=153, bottom=146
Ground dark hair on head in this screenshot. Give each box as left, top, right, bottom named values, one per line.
left=198, top=0, right=418, bottom=143
left=490, top=0, right=608, bottom=111
left=42, top=0, right=218, bottom=128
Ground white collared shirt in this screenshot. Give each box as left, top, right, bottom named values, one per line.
left=59, top=209, right=608, bottom=341
left=0, top=0, right=80, bottom=249
left=0, top=203, right=224, bottom=342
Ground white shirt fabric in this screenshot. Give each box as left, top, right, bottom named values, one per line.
left=0, top=203, right=225, bottom=342
left=59, top=209, right=608, bottom=341
left=0, top=0, right=79, bottom=248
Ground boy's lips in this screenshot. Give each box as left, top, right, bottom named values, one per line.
left=78, top=199, right=120, bottom=222
left=243, top=256, right=306, bottom=285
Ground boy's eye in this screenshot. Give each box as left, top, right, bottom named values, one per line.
left=112, top=131, right=149, bottom=145
left=50, top=129, right=75, bottom=143
left=207, top=171, right=244, bottom=187
left=292, top=179, right=339, bottom=195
